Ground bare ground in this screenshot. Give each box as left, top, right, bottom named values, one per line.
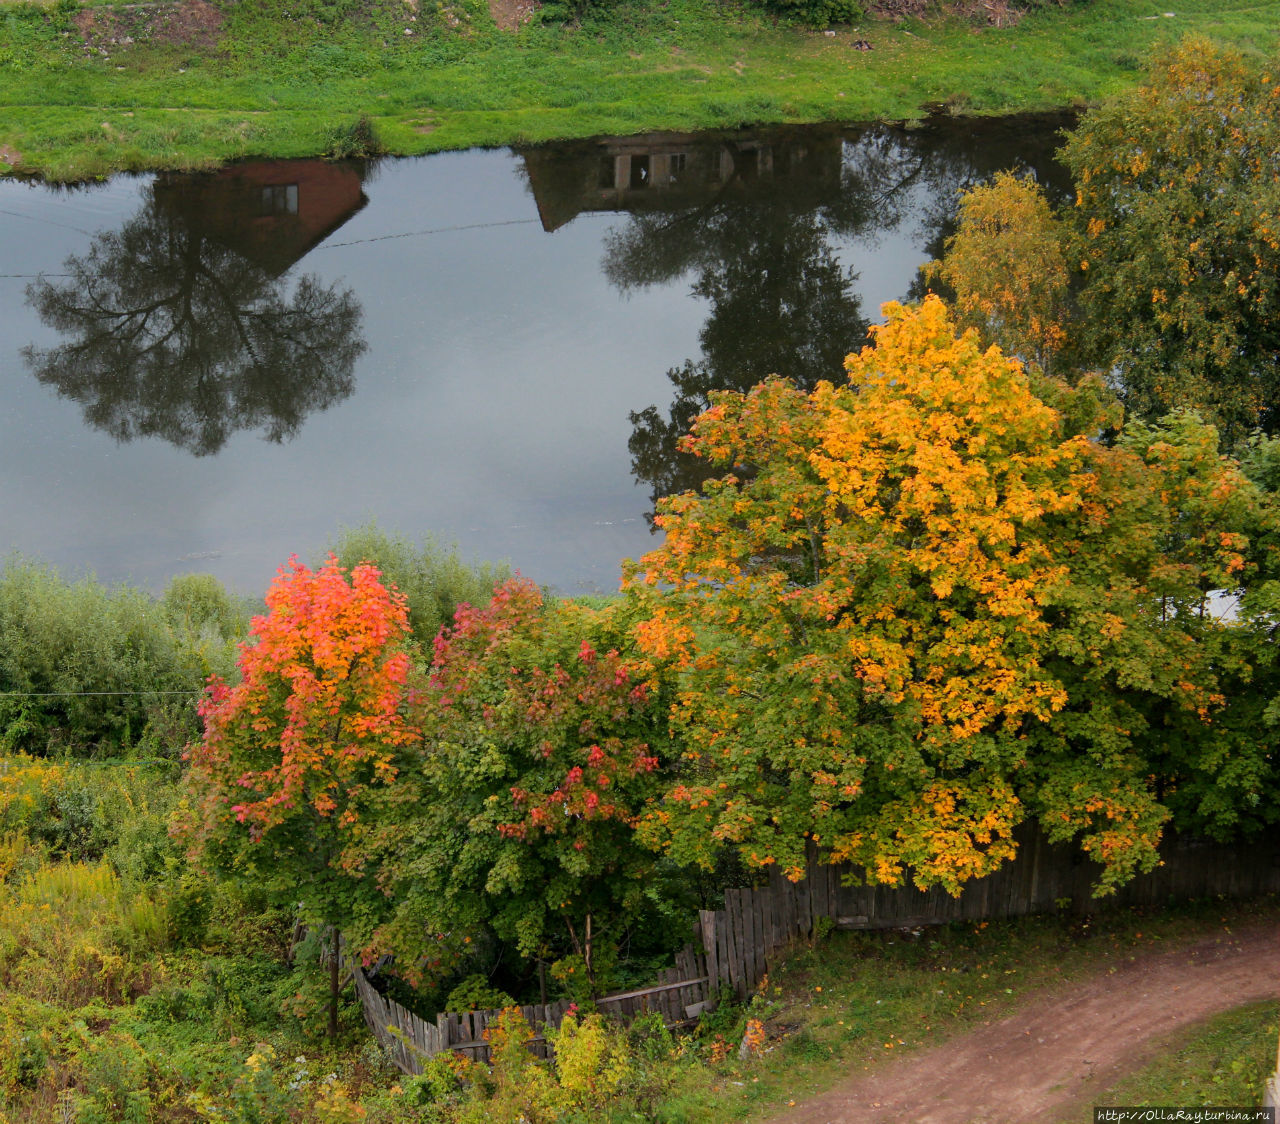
left=769, top=919, right=1280, bottom=1124
left=74, top=0, right=223, bottom=54
left=486, top=0, right=538, bottom=32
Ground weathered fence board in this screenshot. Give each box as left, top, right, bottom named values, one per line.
left=354, top=945, right=715, bottom=1074
left=356, top=822, right=1280, bottom=1074
left=693, top=822, right=1280, bottom=1003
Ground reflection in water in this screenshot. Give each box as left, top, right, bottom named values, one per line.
left=1, top=118, right=1077, bottom=594
left=524, top=116, right=1075, bottom=516
left=526, top=128, right=871, bottom=515
left=23, top=160, right=369, bottom=456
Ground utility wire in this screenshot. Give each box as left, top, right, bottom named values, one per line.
left=316, top=216, right=542, bottom=250
left=318, top=209, right=614, bottom=250
left=0, top=207, right=92, bottom=235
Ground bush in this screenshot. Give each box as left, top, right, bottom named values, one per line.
left=760, top=0, right=863, bottom=28
left=0, top=756, right=179, bottom=870
left=445, top=974, right=515, bottom=1013
left=326, top=523, right=509, bottom=650
left=0, top=559, right=247, bottom=758
left=453, top=1008, right=669, bottom=1123
left=325, top=117, right=385, bottom=160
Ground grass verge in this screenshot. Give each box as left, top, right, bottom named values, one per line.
left=656, top=896, right=1280, bottom=1121
left=0, top=0, right=1278, bottom=179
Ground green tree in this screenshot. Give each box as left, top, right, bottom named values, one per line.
left=357, top=578, right=674, bottom=998
left=325, top=523, right=509, bottom=652
left=1060, top=38, right=1280, bottom=440
left=626, top=297, right=1280, bottom=894
left=0, top=560, right=240, bottom=757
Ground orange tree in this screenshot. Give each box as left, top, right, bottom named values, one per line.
left=625, top=297, right=1279, bottom=895
left=353, top=578, right=676, bottom=999
left=178, top=555, right=419, bottom=1034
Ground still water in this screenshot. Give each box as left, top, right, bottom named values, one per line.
left=0, top=114, right=1072, bottom=597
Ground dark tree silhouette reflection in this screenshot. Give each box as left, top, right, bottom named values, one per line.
left=24, top=162, right=368, bottom=456
left=602, top=117, right=1076, bottom=519
left=624, top=208, right=868, bottom=513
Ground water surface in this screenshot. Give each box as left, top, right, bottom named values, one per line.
left=0, top=114, right=1072, bottom=596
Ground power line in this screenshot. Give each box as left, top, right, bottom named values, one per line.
left=0, top=207, right=92, bottom=235
left=317, top=216, right=542, bottom=249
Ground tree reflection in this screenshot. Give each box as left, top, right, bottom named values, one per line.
left=606, top=117, right=1076, bottom=517
left=625, top=208, right=868, bottom=512
left=24, top=162, right=368, bottom=456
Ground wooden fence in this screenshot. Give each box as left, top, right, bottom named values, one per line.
left=697, top=823, right=1280, bottom=998
left=353, top=942, right=713, bottom=1074
left=356, top=823, right=1280, bottom=1070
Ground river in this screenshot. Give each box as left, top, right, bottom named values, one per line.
left=0, top=113, right=1073, bottom=597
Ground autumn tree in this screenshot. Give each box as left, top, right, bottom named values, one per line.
left=179, top=555, right=418, bottom=1036
left=1062, top=39, right=1280, bottom=440
left=355, top=578, right=674, bottom=999
left=626, top=297, right=1280, bottom=895
left=923, top=42, right=1280, bottom=442
left=924, top=171, right=1070, bottom=373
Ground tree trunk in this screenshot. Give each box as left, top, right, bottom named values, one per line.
left=329, top=924, right=340, bottom=1040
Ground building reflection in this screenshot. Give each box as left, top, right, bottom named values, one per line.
left=151, top=158, right=368, bottom=275
left=543, top=117, right=1078, bottom=520
left=24, top=160, right=370, bottom=456
left=520, top=127, right=845, bottom=232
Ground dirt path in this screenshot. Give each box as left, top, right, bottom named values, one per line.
left=768, top=920, right=1280, bottom=1124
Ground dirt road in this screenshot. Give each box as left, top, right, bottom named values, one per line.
left=768, top=920, right=1280, bottom=1124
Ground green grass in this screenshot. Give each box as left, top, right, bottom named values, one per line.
left=1056, top=1001, right=1280, bottom=1119
left=1, top=0, right=1278, bottom=178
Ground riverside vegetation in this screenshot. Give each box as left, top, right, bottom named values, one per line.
left=0, top=0, right=1278, bottom=179
left=3, top=561, right=1279, bottom=1122
left=4, top=39, right=1280, bottom=1122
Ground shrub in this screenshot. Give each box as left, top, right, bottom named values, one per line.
left=445, top=974, right=515, bottom=1013
left=760, top=0, right=863, bottom=28
left=326, top=523, right=510, bottom=652
left=453, top=1008, right=666, bottom=1123
left=326, top=117, right=385, bottom=160
left=0, top=560, right=246, bottom=758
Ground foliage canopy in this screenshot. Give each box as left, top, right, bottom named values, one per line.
left=627, top=297, right=1280, bottom=893
left=356, top=578, right=675, bottom=996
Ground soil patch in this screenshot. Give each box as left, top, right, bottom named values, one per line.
left=871, top=0, right=1027, bottom=26
left=0, top=144, right=21, bottom=169
left=487, top=0, right=538, bottom=32
left=75, top=0, right=223, bottom=53
left=768, top=920, right=1280, bottom=1124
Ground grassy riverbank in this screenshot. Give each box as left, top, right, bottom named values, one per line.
left=1, top=0, right=1277, bottom=179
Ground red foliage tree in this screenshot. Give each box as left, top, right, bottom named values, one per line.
left=179, top=555, right=419, bottom=1034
